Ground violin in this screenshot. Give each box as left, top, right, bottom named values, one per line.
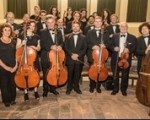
left=118, top=42, right=129, bottom=69
left=46, top=29, right=67, bottom=87
left=88, top=29, right=108, bottom=81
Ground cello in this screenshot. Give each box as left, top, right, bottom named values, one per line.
left=136, top=49, right=150, bottom=115
left=46, top=29, right=68, bottom=87
left=15, top=25, right=40, bottom=89
left=88, top=29, right=109, bottom=82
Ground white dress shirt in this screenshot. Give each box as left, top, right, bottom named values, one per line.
left=73, top=34, right=78, bottom=47
left=119, top=33, right=127, bottom=57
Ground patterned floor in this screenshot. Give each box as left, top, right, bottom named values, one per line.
left=0, top=80, right=149, bottom=119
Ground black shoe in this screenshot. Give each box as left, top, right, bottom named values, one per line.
left=4, top=103, right=10, bottom=107
left=74, top=89, right=82, bottom=94
left=111, top=91, right=118, bottom=95
left=24, top=93, right=29, bottom=101
left=35, top=92, right=40, bottom=100
left=122, top=92, right=127, bottom=96
left=66, top=90, right=71, bottom=95
left=96, top=88, right=101, bottom=93
left=10, top=101, right=16, bottom=105
left=89, top=88, right=94, bottom=93
left=43, top=91, right=48, bottom=97
left=50, top=90, right=59, bottom=95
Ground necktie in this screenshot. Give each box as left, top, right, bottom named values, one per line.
left=121, top=35, right=125, bottom=37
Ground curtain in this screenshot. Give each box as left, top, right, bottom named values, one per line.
left=127, top=0, right=147, bottom=22
left=97, top=0, right=116, bottom=15
left=38, top=0, right=57, bottom=13
left=68, top=0, right=87, bottom=11
left=7, top=0, right=27, bottom=19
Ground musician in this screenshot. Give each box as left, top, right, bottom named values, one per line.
left=106, top=14, right=120, bottom=39
left=136, top=22, right=150, bottom=74
left=0, top=23, right=18, bottom=107
left=63, top=7, right=73, bottom=26
left=17, top=20, right=40, bottom=101
left=64, top=21, right=87, bottom=95
left=109, top=22, right=137, bottom=96
left=83, top=15, right=95, bottom=35
left=36, top=10, right=47, bottom=35
left=49, top=5, right=60, bottom=20
left=66, top=11, right=83, bottom=34
left=86, top=16, right=110, bottom=93
left=30, top=5, right=41, bottom=21
left=5, top=12, right=20, bottom=38
left=40, top=15, right=63, bottom=97
left=57, top=18, right=66, bottom=42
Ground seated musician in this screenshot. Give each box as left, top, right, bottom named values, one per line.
left=17, top=20, right=40, bottom=101
left=64, top=21, right=87, bottom=95
left=40, top=15, right=63, bottom=97
left=86, top=16, right=110, bottom=93
left=109, top=22, right=137, bottom=96
left=136, top=22, right=150, bottom=75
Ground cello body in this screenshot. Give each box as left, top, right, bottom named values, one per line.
left=15, top=46, right=40, bottom=89
left=46, top=49, right=67, bottom=87
left=88, top=47, right=109, bottom=81
left=136, top=52, right=150, bottom=107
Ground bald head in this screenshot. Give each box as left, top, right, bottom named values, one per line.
left=119, top=22, right=128, bottom=33
left=6, top=12, right=15, bottom=24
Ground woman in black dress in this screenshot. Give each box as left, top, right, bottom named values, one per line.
left=17, top=20, right=41, bottom=101
left=0, top=23, right=18, bottom=107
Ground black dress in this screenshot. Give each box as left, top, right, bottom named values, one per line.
left=0, top=39, right=16, bottom=105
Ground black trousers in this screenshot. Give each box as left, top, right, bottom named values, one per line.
left=41, top=63, right=56, bottom=93
left=111, top=63, right=130, bottom=93
left=66, top=63, right=83, bottom=91
left=0, top=69, right=16, bottom=104
left=89, top=79, right=101, bottom=90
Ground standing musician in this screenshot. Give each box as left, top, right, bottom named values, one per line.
left=5, top=12, right=20, bottom=38
left=17, top=20, right=40, bottom=101
left=0, top=23, right=18, bottom=107
left=40, top=15, right=63, bottom=97
left=64, top=21, right=87, bottom=95
left=86, top=16, right=110, bottom=93
left=136, top=22, right=150, bottom=75
left=109, top=22, right=137, bottom=96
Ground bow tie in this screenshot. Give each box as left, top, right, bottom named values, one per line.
left=143, top=36, right=149, bottom=39
left=120, top=35, right=126, bottom=37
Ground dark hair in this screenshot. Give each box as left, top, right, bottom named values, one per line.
left=72, top=21, right=81, bottom=26
left=101, top=8, right=111, bottom=24
left=0, top=23, right=13, bottom=38
left=26, top=20, right=37, bottom=33
left=49, top=5, right=59, bottom=18
left=139, top=22, right=150, bottom=34
left=73, top=11, right=81, bottom=19
left=87, top=15, right=95, bottom=21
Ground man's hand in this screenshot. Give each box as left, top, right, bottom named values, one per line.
left=71, top=53, right=79, bottom=60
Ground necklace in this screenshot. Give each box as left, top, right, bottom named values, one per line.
left=1, top=37, right=11, bottom=44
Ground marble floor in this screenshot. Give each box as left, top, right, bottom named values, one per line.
left=0, top=80, right=150, bottom=119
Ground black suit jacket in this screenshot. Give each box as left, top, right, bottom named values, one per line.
left=106, top=24, right=120, bottom=36
left=64, top=33, right=87, bottom=65
left=86, top=29, right=110, bottom=63
left=136, top=35, right=150, bottom=72
left=109, top=33, right=137, bottom=66
left=40, top=29, right=63, bottom=65
left=36, top=21, right=47, bottom=36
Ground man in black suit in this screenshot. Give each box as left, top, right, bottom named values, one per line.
left=36, top=10, right=47, bottom=35
left=106, top=14, right=120, bottom=39
left=136, top=22, right=150, bottom=74
left=86, top=16, right=110, bottom=93
left=64, top=21, right=87, bottom=95
left=83, top=15, right=95, bottom=36
left=40, top=15, right=63, bottom=97
left=109, top=22, right=137, bottom=96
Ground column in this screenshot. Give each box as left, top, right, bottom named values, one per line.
left=27, top=0, right=39, bottom=15
left=0, top=0, right=6, bottom=19
left=58, top=0, right=68, bottom=18
left=146, top=0, right=150, bottom=22
left=89, top=0, right=97, bottom=15
left=119, top=0, right=128, bottom=22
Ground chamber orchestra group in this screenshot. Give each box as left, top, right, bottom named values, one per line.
left=0, top=5, right=150, bottom=108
